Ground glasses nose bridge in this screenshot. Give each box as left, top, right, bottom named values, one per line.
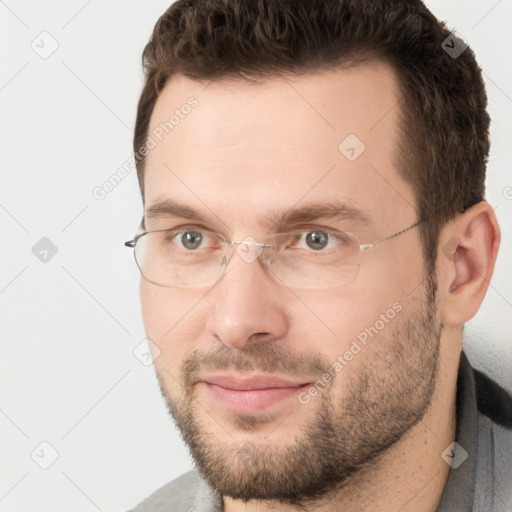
left=230, top=239, right=272, bottom=249
left=221, top=238, right=274, bottom=271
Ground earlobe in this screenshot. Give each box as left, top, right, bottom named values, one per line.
left=438, top=202, right=501, bottom=326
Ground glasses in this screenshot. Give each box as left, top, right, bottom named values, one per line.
left=124, top=220, right=424, bottom=289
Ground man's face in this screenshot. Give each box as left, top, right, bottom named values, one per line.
left=140, top=63, right=441, bottom=501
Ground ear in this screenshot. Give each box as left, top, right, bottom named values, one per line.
left=437, top=201, right=501, bottom=326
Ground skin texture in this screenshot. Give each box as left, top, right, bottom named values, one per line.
left=139, top=62, right=500, bottom=511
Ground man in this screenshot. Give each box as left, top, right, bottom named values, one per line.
left=127, top=0, right=512, bottom=510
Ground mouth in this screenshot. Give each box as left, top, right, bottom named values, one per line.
left=199, top=374, right=312, bottom=414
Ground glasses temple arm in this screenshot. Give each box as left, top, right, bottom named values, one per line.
left=360, top=219, right=425, bottom=250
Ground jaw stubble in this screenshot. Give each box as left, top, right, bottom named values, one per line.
left=154, top=275, right=441, bottom=505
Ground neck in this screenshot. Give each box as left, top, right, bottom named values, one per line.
left=223, top=344, right=460, bottom=512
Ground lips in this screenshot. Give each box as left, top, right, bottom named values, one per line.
left=200, top=374, right=311, bottom=414
left=203, top=375, right=309, bottom=390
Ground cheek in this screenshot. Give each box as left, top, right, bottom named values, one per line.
left=294, top=287, right=384, bottom=336
left=291, top=259, right=416, bottom=367
left=355, top=242, right=425, bottom=309
left=140, top=281, right=205, bottom=372
left=140, top=280, right=167, bottom=338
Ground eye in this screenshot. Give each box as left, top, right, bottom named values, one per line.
left=305, top=231, right=329, bottom=251
left=172, top=230, right=205, bottom=250
left=294, top=230, right=346, bottom=251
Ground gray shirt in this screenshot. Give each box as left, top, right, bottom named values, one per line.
left=130, top=351, right=512, bottom=511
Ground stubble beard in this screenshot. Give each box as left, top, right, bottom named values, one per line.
left=156, top=274, right=441, bottom=506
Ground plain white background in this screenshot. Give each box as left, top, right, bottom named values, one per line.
left=0, top=1, right=511, bottom=510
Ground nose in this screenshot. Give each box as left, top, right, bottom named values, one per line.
left=205, top=244, right=289, bottom=349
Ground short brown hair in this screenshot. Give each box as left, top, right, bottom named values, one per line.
left=134, top=0, right=490, bottom=267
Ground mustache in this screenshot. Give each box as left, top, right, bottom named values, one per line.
left=183, top=343, right=329, bottom=388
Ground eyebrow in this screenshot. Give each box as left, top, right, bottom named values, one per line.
left=144, top=197, right=373, bottom=231
left=265, top=201, right=372, bottom=230
left=145, top=198, right=214, bottom=223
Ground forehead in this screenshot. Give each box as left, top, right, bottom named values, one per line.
left=143, top=63, right=416, bottom=232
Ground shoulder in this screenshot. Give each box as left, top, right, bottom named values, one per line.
left=473, top=366, right=512, bottom=429
left=472, top=365, right=512, bottom=509
left=129, top=470, right=213, bottom=512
